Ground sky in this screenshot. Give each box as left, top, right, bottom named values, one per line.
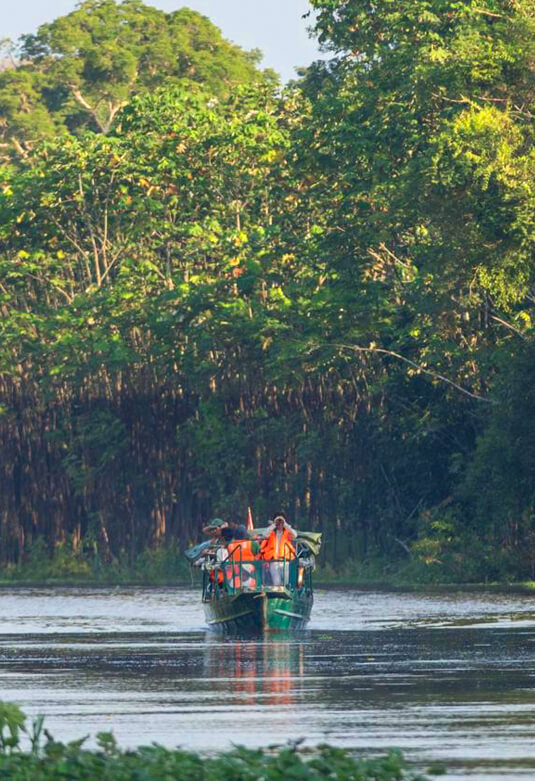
left=2, top=0, right=327, bottom=82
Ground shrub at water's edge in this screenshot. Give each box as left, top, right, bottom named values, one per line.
left=3, top=536, right=535, bottom=589
left=0, top=702, right=435, bottom=780
left=0, top=539, right=191, bottom=586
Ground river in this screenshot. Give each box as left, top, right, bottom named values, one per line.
left=1, top=586, right=535, bottom=779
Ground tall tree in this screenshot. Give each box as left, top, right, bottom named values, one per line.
left=2, top=0, right=535, bottom=579
left=0, top=0, right=275, bottom=155
left=300, top=0, right=535, bottom=571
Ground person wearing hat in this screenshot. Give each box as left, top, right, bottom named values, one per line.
left=204, top=517, right=250, bottom=542
left=202, top=518, right=228, bottom=539
left=199, top=519, right=228, bottom=590
left=201, top=516, right=256, bottom=590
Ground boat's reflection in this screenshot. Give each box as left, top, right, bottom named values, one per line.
left=204, top=634, right=305, bottom=706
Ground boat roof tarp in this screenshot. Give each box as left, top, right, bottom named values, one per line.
left=184, top=540, right=212, bottom=563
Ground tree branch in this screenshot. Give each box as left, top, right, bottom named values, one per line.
left=306, top=342, right=494, bottom=403
left=490, top=314, right=526, bottom=340
left=472, top=7, right=505, bottom=18
left=69, top=85, right=106, bottom=133
left=11, top=137, right=28, bottom=158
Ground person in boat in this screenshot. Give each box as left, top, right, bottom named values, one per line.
left=202, top=520, right=257, bottom=591
left=261, top=512, right=297, bottom=561
left=202, top=517, right=226, bottom=540
left=229, top=520, right=249, bottom=540
left=197, top=520, right=228, bottom=591
left=260, top=513, right=297, bottom=587
left=199, top=520, right=242, bottom=591
left=203, top=518, right=249, bottom=542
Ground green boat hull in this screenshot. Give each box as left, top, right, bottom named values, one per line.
left=204, top=590, right=313, bottom=633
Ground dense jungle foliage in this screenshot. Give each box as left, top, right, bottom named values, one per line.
left=1, top=0, right=535, bottom=581
left=0, top=702, right=432, bottom=780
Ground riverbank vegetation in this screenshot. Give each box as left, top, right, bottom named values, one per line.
left=2, top=0, right=535, bottom=582
left=0, top=703, right=433, bottom=781
left=0, top=539, right=191, bottom=585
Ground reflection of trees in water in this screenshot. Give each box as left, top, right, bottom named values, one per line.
left=204, top=638, right=304, bottom=707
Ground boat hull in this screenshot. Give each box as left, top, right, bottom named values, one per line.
left=204, top=590, right=312, bottom=633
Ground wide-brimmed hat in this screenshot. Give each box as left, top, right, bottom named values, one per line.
left=205, top=518, right=226, bottom=530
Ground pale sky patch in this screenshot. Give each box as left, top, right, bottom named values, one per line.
left=2, top=0, right=327, bottom=82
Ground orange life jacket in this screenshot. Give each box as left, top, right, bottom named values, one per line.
left=261, top=529, right=296, bottom=561
left=224, top=564, right=241, bottom=589
left=209, top=569, right=224, bottom=585
left=227, top=540, right=256, bottom=561
left=225, top=540, right=258, bottom=589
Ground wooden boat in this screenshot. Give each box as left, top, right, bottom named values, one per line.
left=189, top=531, right=322, bottom=633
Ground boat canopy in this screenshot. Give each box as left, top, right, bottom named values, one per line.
left=184, top=540, right=212, bottom=563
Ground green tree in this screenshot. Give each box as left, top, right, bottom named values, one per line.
left=462, top=340, right=535, bottom=579
left=2, top=0, right=535, bottom=579
left=0, top=0, right=275, bottom=156
left=0, top=84, right=305, bottom=559
left=286, top=0, right=535, bottom=566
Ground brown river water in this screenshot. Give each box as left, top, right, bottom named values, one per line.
left=1, top=586, right=535, bottom=779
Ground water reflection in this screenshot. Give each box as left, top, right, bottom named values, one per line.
left=205, top=637, right=305, bottom=708
left=3, top=587, right=535, bottom=779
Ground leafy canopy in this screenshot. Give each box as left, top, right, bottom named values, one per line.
left=0, top=0, right=275, bottom=153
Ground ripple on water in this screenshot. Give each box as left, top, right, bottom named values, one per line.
left=1, top=586, right=535, bottom=781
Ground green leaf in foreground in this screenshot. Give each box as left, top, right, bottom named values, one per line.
left=0, top=703, right=430, bottom=779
